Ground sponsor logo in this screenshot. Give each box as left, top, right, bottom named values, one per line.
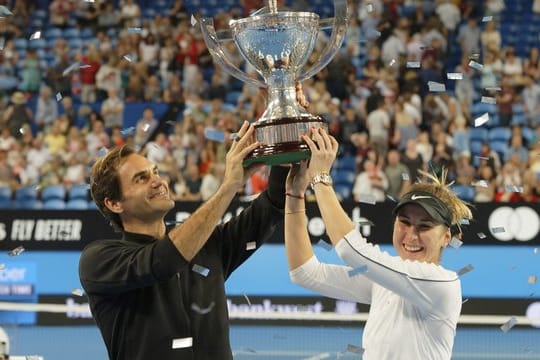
left=411, top=194, right=432, bottom=200
left=488, top=206, right=540, bottom=242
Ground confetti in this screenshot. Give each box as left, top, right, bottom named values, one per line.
left=460, top=218, right=470, bottom=225
left=386, top=194, right=397, bottom=202
left=317, top=239, right=333, bottom=251
left=500, top=316, right=518, bottom=332
left=401, top=172, right=410, bottom=181
left=491, top=226, right=505, bottom=233
left=56, top=92, right=62, bottom=102
left=346, top=344, right=364, bottom=354
left=469, top=53, right=481, bottom=60
left=0, top=5, right=13, bottom=16
left=474, top=113, right=489, bottom=127
left=191, top=14, right=198, bottom=26
left=142, top=123, right=151, bottom=132
left=447, top=72, right=463, bottom=80
left=97, top=147, right=108, bottom=157
left=468, top=60, right=483, bottom=70
left=358, top=219, right=374, bottom=226
left=406, top=61, right=421, bottom=68
left=192, top=264, right=210, bottom=277
left=62, top=62, right=80, bottom=76
left=472, top=180, right=488, bottom=188
left=504, top=185, right=523, bottom=193
left=475, top=156, right=490, bottom=161
left=79, top=64, right=92, bottom=69
left=18, top=127, right=25, bottom=135
left=191, top=301, right=215, bottom=314
left=462, top=298, right=469, bottom=304
left=534, top=248, right=539, bottom=254
left=204, top=127, right=226, bottom=142
left=449, top=237, right=463, bottom=249
left=246, top=241, right=256, bottom=251
left=457, top=264, right=474, bottom=276
left=388, top=59, right=396, bottom=67
left=8, top=246, right=25, bottom=257
left=419, top=45, right=433, bottom=51
left=477, top=232, right=486, bottom=239
left=366, top=3, right=373, bottom=13
left=243, top=293, right=252, bottom=306
left=484, top=86, right=501, bottom=92
left=165, top=220, right=184, bottom=226
left=482, top=16, right=493, bottom=22
left=71, top=288, right=84, bottom=296
left=120, top=127, right=136, bottom=136
left=368, top=29, right=381, bottom=38
left=358, top=194, right=376, bottom=205
left=428, top=81, right=446, bottom=92
left=529, top=276, right=537, bottom=284
left=348, top=265, right=368, bottom=277
left=127, top=27, right=142, bottom=33
left=122, top=54, right=134, bottom=62
left=481, top=96, right=497, bottom=104
left=29, top=31, right=41, bottom=40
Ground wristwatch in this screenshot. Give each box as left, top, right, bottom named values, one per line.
left=310, top=172, right=333, bottom=190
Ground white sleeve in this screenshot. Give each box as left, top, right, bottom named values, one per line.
left=335, top=229, right=460, bottom=318
left=290, top=255, right=373, bottom=304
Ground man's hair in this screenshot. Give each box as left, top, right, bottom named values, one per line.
left=90, top=145, right=136, bottom=231
left=408, top=169, right=473, bottom=234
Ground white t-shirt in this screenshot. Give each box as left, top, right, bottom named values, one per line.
left=290, top=229, right=461, bottom=360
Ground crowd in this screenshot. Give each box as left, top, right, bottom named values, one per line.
left=0, top=0, right=539, bottom=205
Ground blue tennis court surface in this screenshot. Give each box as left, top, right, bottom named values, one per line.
left=3, top=325, right=539, bottom=359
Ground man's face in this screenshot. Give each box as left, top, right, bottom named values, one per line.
left=111, top=154, right=174, bottom=223
left=392, top=204, right=450, bottom=264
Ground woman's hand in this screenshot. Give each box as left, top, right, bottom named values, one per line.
left=302, top=127, right=339, bottom=181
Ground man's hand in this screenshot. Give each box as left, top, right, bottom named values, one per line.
left=222, top=121, right=261, bottom=191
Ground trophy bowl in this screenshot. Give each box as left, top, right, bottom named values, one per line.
left=200, top=0, right=348, bottom=166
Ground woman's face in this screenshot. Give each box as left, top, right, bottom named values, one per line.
left=393, top=204, right=451, bottom=264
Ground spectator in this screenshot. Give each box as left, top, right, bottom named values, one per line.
left=133, top=107, right=159, bottom=151
left=480, top=20, right=501, bottom=55
left=401, top=138, right=425, bottom=182
left=200, top=163, right=225, bottom=201
left=495, top=161, right=523, bottom=202
left=35, top=86, right=59, bottom=132
left=523, top=47, right=540, bottom=81
left=19, top=48, right=41, bottom=93
left=454, top=151, right=475, bottom=185
left=80, top=45, right=101, bottom=103
left=43, top=120, right=67, bottom=155
left=353, top=158, right=389, bottom=203
left=101, top=88, right=125, bottom=131
left=181, top=160, right=202, bottom=201
left=504, top=133, right=529, bottom=164
left=384, top=148, right=410, bottom=200
left=49, top=0, right=75, bottom=28
left=456, top=17, right=481, bottom=56
left=366, top=97, right=390, bottom=160
left=474, top=165, right=496, bottom=202
left=521, top=74, right=540, bottom=127
left=119, top=0, right=141, bottom=28
left=3, top=92, right=32, bottom=140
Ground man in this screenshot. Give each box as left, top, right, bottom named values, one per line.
left=79, top=121, right=287, bottom=359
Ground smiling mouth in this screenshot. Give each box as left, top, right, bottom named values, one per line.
left=403, top=243, right=424, bottom=253
left=151, top=189, right=169, bottom=199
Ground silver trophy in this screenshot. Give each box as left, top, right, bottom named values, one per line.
left=200, top=0, right=348, bottom=166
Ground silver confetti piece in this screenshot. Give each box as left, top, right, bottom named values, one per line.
left=142, top=123, right=151, bottom=132
left=56, top=92, right=62, bottom=102
left=474, top=113, right=489, bottom=127
left=504, top=185, right=523, bottom=193
left=358, top=194, right=376, bottom=205
left=97, top=147, right=108, bottom=157
left=481, top=96, right=497, bottom=104
left=482, top=16, right=493, bottom=22
left=500, top=316, right=518, bottom=332
left=191, top=14, right=198, bottom=26
left=0, top=5, right=13, bottom=16
left=475, top=156, right=490, bottom=161
left=388, top=59, right=396, bottom=67
left=457, top=264, right=474, bottom=276
left=449, top=237, right=463, bottom=249
left=122, top=54, right=134, bottom=62
left=62, top=62, right=79, bottom=76
left=468, top=60, right=483, bottom=70
left=534, top=248, right=539, bottom=254
left=30, top=31, right=41, bottom=40
left=348, top=265, right=368, bottom=277
left=401, top=172, right=410, bottom=181
left=191, top=301, right=215, bottom=314
left=491, top=227, right=505, bottom=233
left=346, top=344, right=364, bottom=354
left=366, top=3, right=373, bottom=13
left=8, top=246, right=25, bottom=257
left=428, top=81, right=446, bottom=92
left=484, top=86, right=501, bottom=92
left=120, top=127, right=136, bottom=136
left=243, top=293, right=252, bottom=306
left=127, top=27, right=142, bottom=33
left=460, top=218, right=470, bottom=225
left=386, top=194, right=397, bottom=202
left=472, top=180, right=488, bottom=188
left=71, top=288, right=84, bottom=296
left=477, top=232, right=486, bottom=239
left=192, top=264, right=210, bottom=277
left=462, top=298, right=469, bottom=304
left=317, top=239, right=333, bottom=251
left=406, top=61, right=421, bottom=68
left=246, top=241, right=256, bottom=251
left=447, top=72, right=463, bottom=80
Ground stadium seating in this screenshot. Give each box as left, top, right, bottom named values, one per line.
left=41, top=185, right=67, bottom=202
left=68, top=184, right=90, bottom=201
left=451, top=184, right=475, bottom=202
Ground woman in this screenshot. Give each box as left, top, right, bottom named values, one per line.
left=284, top=128, right=472, bottom=359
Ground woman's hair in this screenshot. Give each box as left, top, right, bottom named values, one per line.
left=90, top=145, right=136, bottom=231
left=409, top=168, right=473, bottom=233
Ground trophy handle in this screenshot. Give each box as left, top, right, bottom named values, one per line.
left=297, top=0, right=348, bottom=82
left=199, top=17, right=267, bottom=89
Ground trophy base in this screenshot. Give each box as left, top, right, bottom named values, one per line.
left=243, top=115, right=327, bottom=166
left=243, top=142, right=311, bottom=166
